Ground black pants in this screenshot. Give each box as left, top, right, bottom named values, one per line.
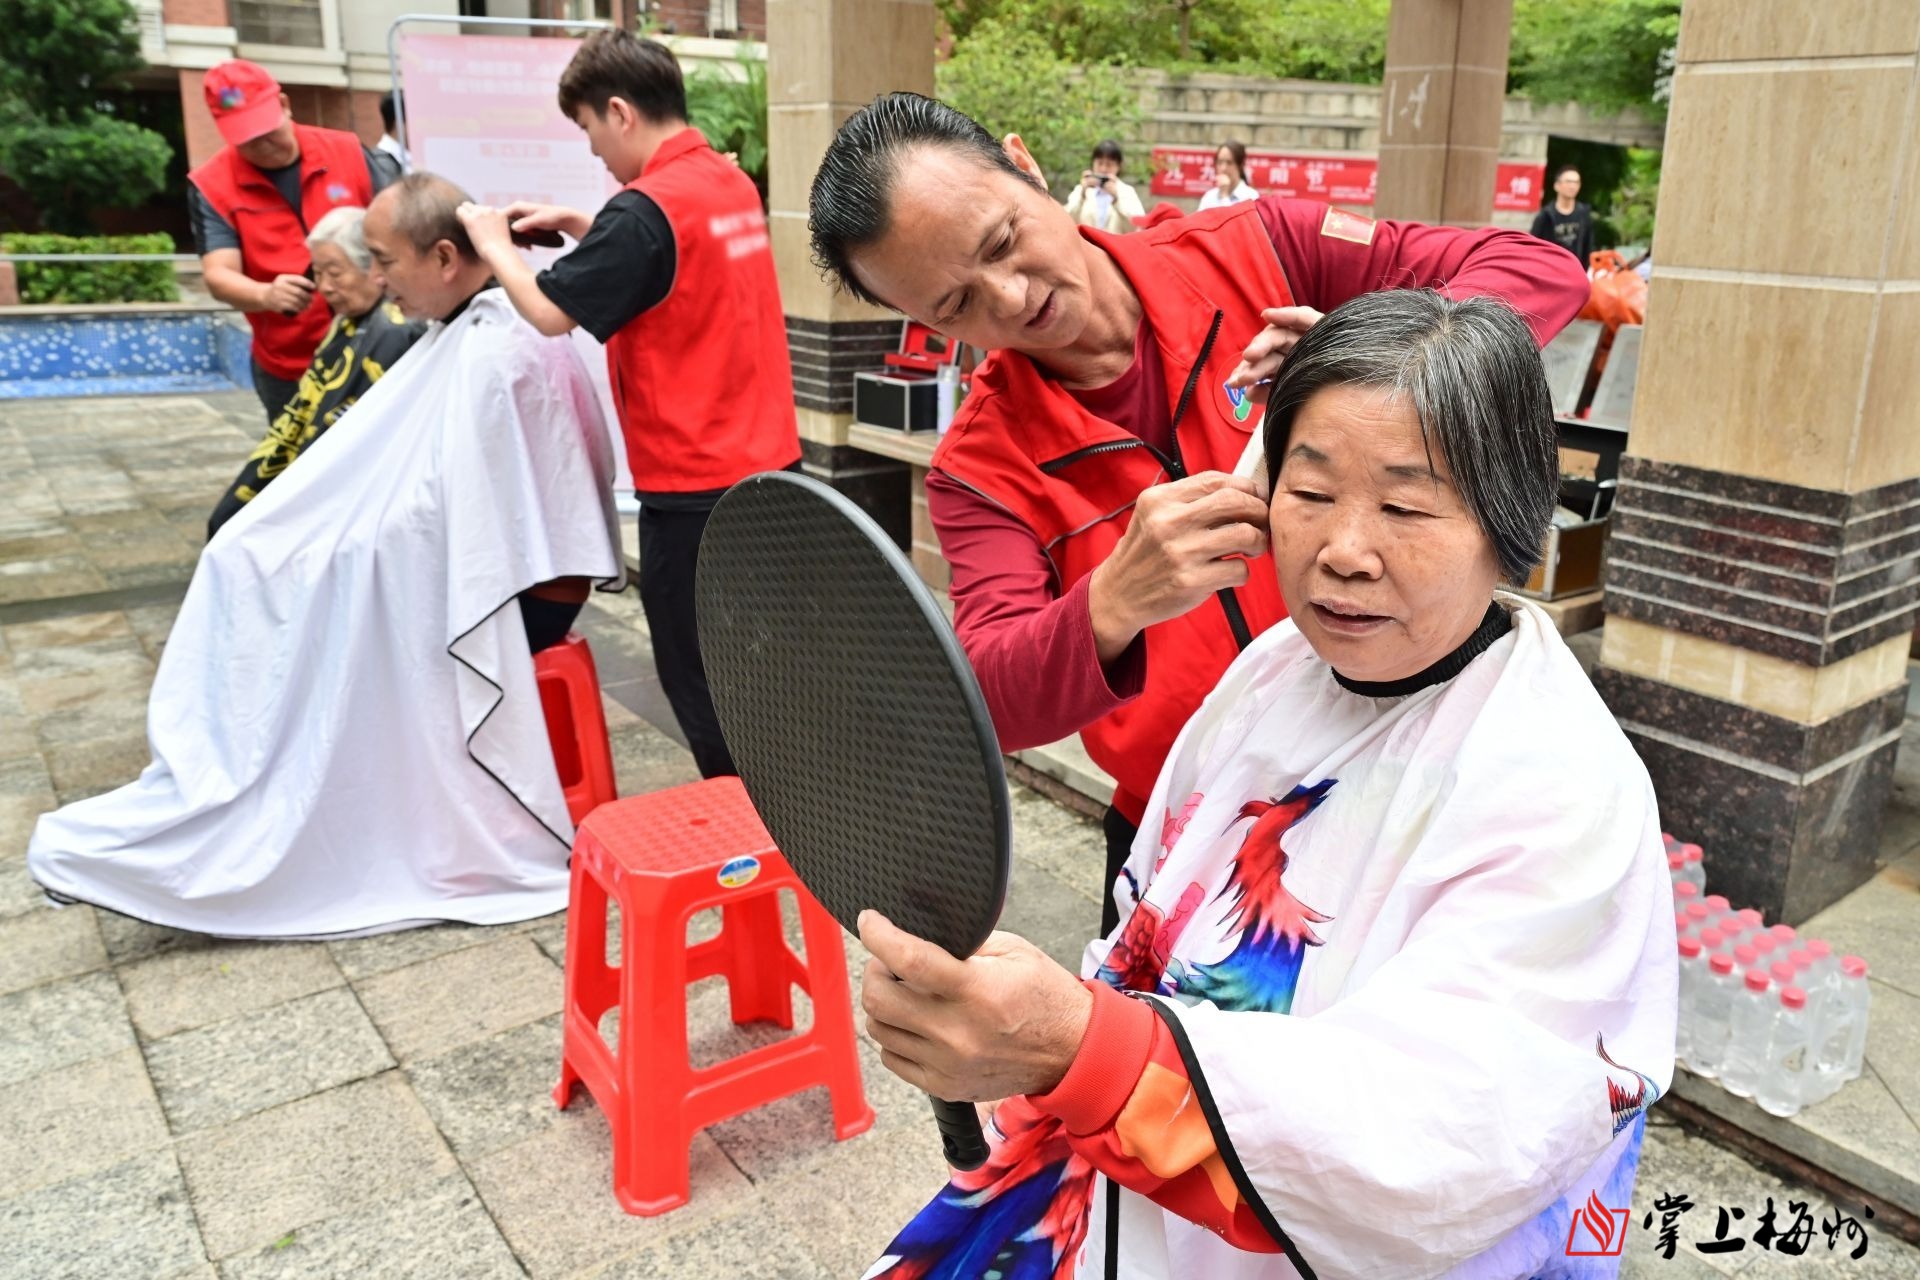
left=1101, top=806, right=1139, bottom=937
left=251, top=359, right=300, bottom=427
left=519, top=594, right=582, bottom=655
left=637, top=504, right=737, bottom=779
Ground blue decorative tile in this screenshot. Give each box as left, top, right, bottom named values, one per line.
left=0, top=314, right=250, bottom=398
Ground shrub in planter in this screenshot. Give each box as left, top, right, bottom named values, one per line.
left=1, top=232, right=179, bottom=303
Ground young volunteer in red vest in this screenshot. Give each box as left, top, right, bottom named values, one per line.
left=808, top=94, right=1592, bottom=933
left=189, top=60, right=401, bottom=425
left=458, top=30, right=800, bottom=780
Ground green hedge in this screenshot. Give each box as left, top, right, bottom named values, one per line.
left=2, top=233, right=180, bottom=304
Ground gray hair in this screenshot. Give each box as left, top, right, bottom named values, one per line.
left=1260, top=290, right=1558, bottom=583
left=808, top=92, right=1042, bottom=307
left=305, top=206, right=370, bottom=271
left=377, top=171, right=477, bottom=261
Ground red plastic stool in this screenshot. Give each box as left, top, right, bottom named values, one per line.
left=554, top=777, right=874, bottom=1215
left=534, top=632, right=617, bottom=827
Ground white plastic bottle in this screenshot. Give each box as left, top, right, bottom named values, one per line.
left=1674, top=880, right=1701, bottom=908
left=1802, top=939, right=1835, bottom=986
left=1806, top=958, right=1861, bottom=1104
left=1755, top=986, right=1812, bottom=1117
left=1720, top=969, right=1772, bottom=1098
left=1675, top=936, right=1705, bottom=1061
left=1703, top=893, right=1731, bottom=917
left=1697, top=927, right=1725, bottom=959
left=1838, top=957, right=1870, bottom=1083
left=1680, top=844, right=1707, bottom=893
left=1688, top=952, right=1739, bottom=1078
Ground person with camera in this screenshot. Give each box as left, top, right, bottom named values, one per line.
left=1062, top=138, right=1146, bottom=234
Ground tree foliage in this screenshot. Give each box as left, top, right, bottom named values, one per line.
left=935, top=16, right=1143, bottom=192
left=0, top=0, right=172, bottom=232
left=686, top=53, right=769, bottom=204
left=938, top=0, right=1676, bottom=119
left=1509, top=0, right=1680, bottom=117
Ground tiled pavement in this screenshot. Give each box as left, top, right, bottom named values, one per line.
left=2, top=392, right=1918, bottom=1278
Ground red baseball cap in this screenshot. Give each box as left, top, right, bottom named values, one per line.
left=204, top=60, right=286, bottom=146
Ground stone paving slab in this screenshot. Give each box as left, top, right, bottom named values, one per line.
left=0, top=969, right=136, bottom=1086
left=118, top=940, right=344, bottom=1041
left=143, top=987, right=396, bottom=1134
left=467, top=1109, right=750, bottom=1279
left=0, top=903, right=105, bottom=996
left=354, top=933, right=562, bottom=1063
left=216, top=1173, right=524, bottom=1280
left=0, top=1046, right=170, bottom=1200
left=0, top=1151, right=207, bottom=1280
left=174, top=1072, right=459, bottom=1259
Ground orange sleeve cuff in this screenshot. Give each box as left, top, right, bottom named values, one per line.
left=1032, top=981, right=1158, bottom=1136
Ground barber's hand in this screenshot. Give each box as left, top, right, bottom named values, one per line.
left=261, top=273, right=314, bottom=315
left=1088, top=472, right=1270, bottom=662
left=859, top=911, right=1092, bottom=1104
left=1226, top=305, right=1325, bottom=405
left=455, top=201, right=516, bottom=263
left=501, top=200, right=592, bottom=242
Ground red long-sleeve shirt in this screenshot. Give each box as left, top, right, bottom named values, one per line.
left=928, top=195, right=1590, bottom=756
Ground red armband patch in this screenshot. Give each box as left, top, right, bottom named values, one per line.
left=1320, top=207, right=1376, bottom=246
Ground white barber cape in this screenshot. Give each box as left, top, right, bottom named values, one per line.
left=870, top=599, right=1678, bottom=1280
left=28, top=291, right=623, bottom=938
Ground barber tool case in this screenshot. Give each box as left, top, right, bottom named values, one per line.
left=1517, top=421, right=1624, bottom=602
left=853, top=371, right=938, bottom=433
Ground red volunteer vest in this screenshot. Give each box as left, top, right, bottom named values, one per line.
left=607, top=128, right=801, bottom=491
left=188, top=125, right=373, bottom=381
left=933, top=203, right=1295, bottom=823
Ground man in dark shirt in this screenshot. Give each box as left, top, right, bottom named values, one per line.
left=1529, top=165, right=1595, bottom=266
left=454, top=31, right=801, bottom=780
left=187, top=60, right=401, bottom=424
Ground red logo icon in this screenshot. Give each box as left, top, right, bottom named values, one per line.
left=1566, top=1190, right=1629, bottom=1256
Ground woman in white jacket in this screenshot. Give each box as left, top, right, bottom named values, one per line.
left=1199, top=138, right=1260, bottom=210
left=1062, top=138, right=1145, bottom=233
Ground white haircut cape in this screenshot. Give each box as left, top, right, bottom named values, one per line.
left=29, top=291, right=623, bottom=938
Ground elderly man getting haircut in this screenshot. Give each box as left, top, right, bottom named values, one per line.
left=28, top=173, right=624, bottom=940
left=207, top=205, right=425, bottom=539
left=858, top=291, right=1676, bottom=1280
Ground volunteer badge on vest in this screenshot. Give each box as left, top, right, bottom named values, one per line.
left=1223, top=380, right=1255, bottom=422
left=327, top=183, right=352, bottom=203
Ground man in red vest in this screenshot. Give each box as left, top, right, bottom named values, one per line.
left=188, top=60, right=401, bottom=425
left=808, top=95, right=1591, bottom=932
left=457, top=30, right=800, bottom=780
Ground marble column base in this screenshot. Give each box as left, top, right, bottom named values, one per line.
left=1595, top=668, right=1906, bottom=923
left=799, top=439, right=909, bottom=551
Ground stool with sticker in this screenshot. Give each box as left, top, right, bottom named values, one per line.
left=553, top=775, right=874, bottom=1215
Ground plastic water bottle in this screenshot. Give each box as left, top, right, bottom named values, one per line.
left=1737, top=908, right=1764, bottom=931
left=1674, top=881, right=1701, bottom=906
left=1806, top=957, right=1863, bottom=1100
left=1731, top=943, right=1759, bottom=974
left=1769, top=960, right=1797, bottom=993
left=1674, top=910, right=1693, bottom=937
left=1750, top=933, right=1778, bottom=962
left=1704, top=894, right=1731, bottom=916
left=1679, top=844, right=1707, bottom=893
left=1837, top=957, right=1870, bottom=1083
left=1803, top=939, right=1835, bottom=985
left=1689, top=953, right=1739, bottom=1078
left=1755, top=986, right=1812, bottom=1117
left=1721, top=968, right=1773, bottom=1098
left=1770, top=923, right=1797, bottom=948
left=1698, top=927, right=1725, bottom=957
left=934, top=361, right=960, bottom=434
left=1684, top=902, right=1712, bottom=932
left=1675, top=936, right=1706, bottom=1061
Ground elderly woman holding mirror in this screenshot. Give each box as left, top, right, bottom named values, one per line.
left=857, top=289, right=1677, bottom=1280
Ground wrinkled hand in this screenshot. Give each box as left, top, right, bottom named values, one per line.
left=455, top=201, right=515, bottom=262
left=262, top=273, right=314, bottom=315
left=858, top=911, right=1092, bottom=1104
left=1088, top=472, right=1270, bottom=661
left=1226, top=305, right=1325, bottom=404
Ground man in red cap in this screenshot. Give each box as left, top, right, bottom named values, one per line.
left=188, top=60, right=402, bottom=424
